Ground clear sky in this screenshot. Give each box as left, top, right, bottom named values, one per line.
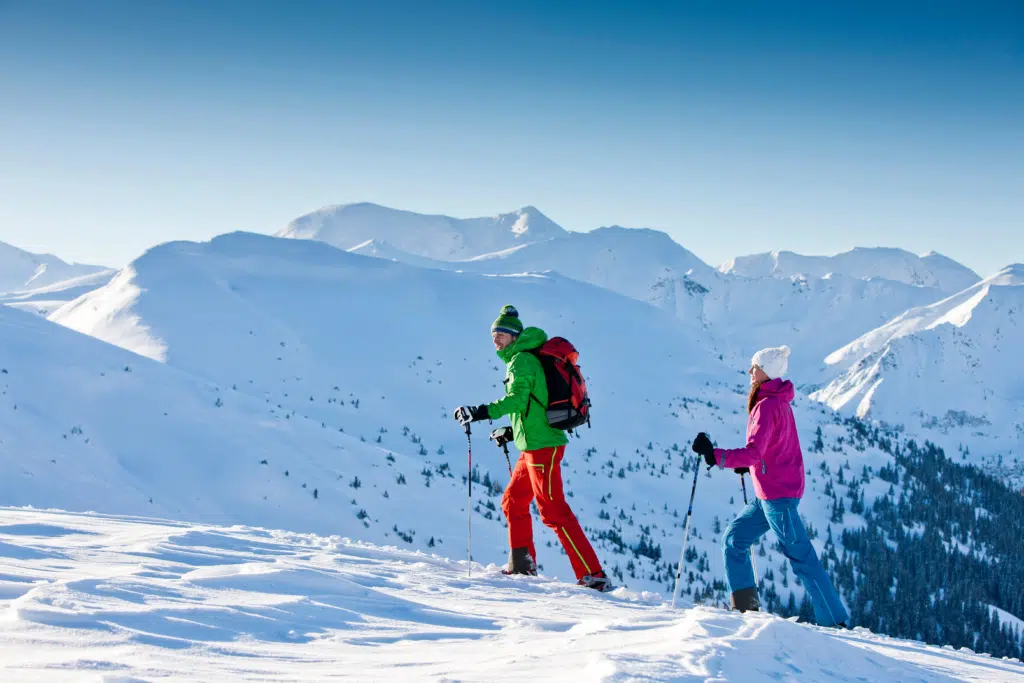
left=1, top=0, right=1021, bottom=276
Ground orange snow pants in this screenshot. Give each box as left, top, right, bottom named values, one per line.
left=501, top=445, right=602, bottom=580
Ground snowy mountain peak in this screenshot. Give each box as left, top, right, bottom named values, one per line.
left=0, top=240, right=110, bottom=295
left=276, top=202, right=567, bottom=261
left=987, top=263, right=1024, bottom=286
left=824, top=261, right=1024, bottom=368
left=492, top=205, right=562, bottom=239
left=720, top=246, right=980, bottom=294
left=812, top=261, right=1024, bottom=441
left=514, top=204, right=543, bottom=216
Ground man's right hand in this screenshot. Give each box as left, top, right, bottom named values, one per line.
left=453, top=405, right=489, bottom=425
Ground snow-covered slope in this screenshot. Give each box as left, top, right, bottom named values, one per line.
left=50, top=232, right=722, bottom=451
left=2, top=508, right=1019, bottom=682
left=721, top=247, right=980, bottom=295
left=1, top=268, right=117, bottom=317
left=0, top=241, right=110, bottom=295
left=277, top=202, right=567, bottom=261
left=465, top=226, right=719, bottom=305
left=344, top=238, right=454, bottom=270
left=0, top=303, right=465, bottom=536
left=813, top=265, right=1024, bottom=475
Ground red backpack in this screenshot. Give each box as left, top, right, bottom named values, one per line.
left=527, top=337, right=591, bottom=432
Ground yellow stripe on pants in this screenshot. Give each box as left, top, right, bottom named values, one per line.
left=562, top=527, right=592, bottom=575
left=549, top=450, right=557, bottom=497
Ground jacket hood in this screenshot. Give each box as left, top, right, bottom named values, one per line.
left=758, top=378, right=795, bottom=403
left=497, top=326, right=547, bottom=363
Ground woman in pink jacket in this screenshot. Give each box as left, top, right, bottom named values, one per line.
left=692, top=345, right=849, bottom=627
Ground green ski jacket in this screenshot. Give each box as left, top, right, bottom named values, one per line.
left=486, top=327, right=568, bottom=452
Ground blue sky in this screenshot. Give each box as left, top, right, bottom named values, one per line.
left=1, top=0, right=1021, bottom=275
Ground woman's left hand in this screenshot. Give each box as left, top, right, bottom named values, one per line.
left=692, top=432, right=715, bottom=468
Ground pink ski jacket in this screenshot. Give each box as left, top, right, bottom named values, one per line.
left=714, top=378, right=805, bottom=500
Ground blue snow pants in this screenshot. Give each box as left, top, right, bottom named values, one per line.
left=722, top=496, right=850, bottom=627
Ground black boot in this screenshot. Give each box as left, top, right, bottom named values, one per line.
left=578, top=570, right=614, bottom=592
left=730, top=586, right=760, bottom=613
left=501, top=547, right=537, bottom=576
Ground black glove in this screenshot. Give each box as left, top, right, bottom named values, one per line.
left=489, top=426, right=513, bottom=447
left=734, top=467, right=750, bottom=475
left=453, top=405, right=490, bottom=425
left=692, top=432, right=716, bottom=468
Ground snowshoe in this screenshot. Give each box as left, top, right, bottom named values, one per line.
left=501, top=546, right=537, bottom=576
left=578, top=570, right=614, bottom=592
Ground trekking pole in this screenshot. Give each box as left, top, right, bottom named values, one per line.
left=740, top=473, right=759, bottom=582
left=500, top=443, right=513, bottom=476
left=671, top=453, right=704, bottom=609
left=465, top=422, right=473, bottom=578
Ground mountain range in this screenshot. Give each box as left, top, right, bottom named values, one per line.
left=271, top=203, right=1019, bottom=481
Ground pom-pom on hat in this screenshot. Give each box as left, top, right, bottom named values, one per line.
left=491, top=304, right=524, bottom=336
left=751, top=345, right=791, bottom=379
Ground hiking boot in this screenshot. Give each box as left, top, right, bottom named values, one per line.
left=501, top=547, right=537, bottom=576
left=730, top=586, right=760, bottom=613
left=578, top=570, right=613, bottom=592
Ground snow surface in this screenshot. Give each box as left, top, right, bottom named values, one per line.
left=1, top=508, right=1020, bottom=682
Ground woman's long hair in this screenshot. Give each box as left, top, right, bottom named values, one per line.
left=747, top=381, right=765, bottom=414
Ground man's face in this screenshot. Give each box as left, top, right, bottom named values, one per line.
left=492, top=331, right=515, bottom=350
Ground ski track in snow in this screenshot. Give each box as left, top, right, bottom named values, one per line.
left=0, top=509, right=1020, bottom=682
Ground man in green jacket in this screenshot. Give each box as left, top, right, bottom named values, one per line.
left=455, top=305, right=610, bottom=591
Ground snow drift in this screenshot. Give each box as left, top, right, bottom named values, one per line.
left=1, top=508, right=1019, bottom=682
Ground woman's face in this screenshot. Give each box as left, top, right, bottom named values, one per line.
left=748, top=364, right=770, bottom=387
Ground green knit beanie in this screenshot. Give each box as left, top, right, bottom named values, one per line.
left=491, top=304, right=523, bottom=336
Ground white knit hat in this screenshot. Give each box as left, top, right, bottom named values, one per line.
left=751, top=345, right=791, bottom=379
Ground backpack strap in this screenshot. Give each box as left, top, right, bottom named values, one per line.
left=524, top=392, right=546, bottom=419
left=516, top=349, right=547, bottom=419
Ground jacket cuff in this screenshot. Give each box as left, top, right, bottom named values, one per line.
left=714, top=449, right=725, bottom=468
